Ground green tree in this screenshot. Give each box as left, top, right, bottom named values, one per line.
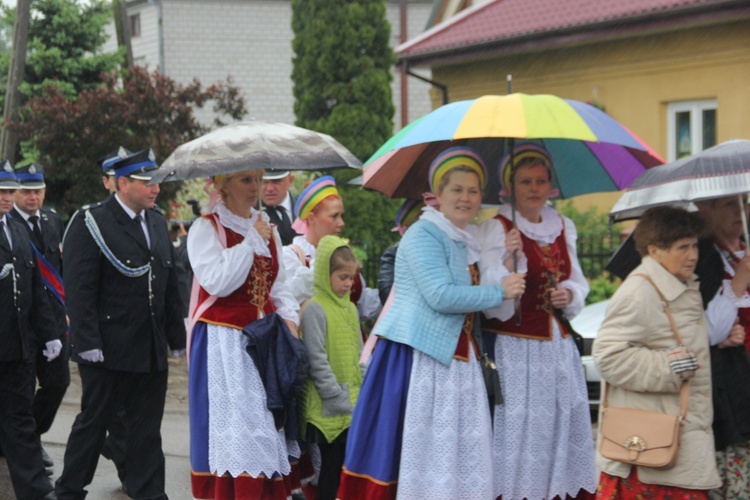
left=0, top=0, right=122, bottom=111
left=291, top=0, right=399, bottom=249
left=291, top=0, right=395, bottom=161
left=13, top=67, right=247, bottom=214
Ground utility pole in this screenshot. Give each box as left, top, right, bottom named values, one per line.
left=1, top=0, right=31, bottom=161
left=399, top=0, right=408, bottom=128
left=112, top=0, right=134, bottom=69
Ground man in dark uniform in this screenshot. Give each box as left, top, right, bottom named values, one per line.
left=55, top=149, right=186, bottom=500
left=0, top=161, right=61, bottom=499
left=60, top=146, right=134, bottom=490
left=262, top=170, right=299, bottom=245
left=9, top=163, right=68, bottom=473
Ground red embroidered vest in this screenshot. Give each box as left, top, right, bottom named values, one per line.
left=482, top=214, right=572, bottom=341
left=454, top=264, right=480, bottom=361
left=720, top=266, right=750, bottom=354
left=198, top=214, right=279, bottom=329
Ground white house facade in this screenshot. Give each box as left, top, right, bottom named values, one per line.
left=103, top=0, right=434, bottom=130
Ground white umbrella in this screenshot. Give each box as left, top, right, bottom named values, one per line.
left=149, top=121, right=361, bottom=184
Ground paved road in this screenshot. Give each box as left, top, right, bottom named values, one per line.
left=0, top=357, right=191, bottom=499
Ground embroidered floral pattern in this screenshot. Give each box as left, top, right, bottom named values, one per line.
left=710, top=443, right=750, bottom=499
left=598, top=470, right=709, bottom=499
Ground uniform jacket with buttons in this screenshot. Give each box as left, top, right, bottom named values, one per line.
left=373, top=219, right=505, bottom=366
left=0, top=216, right=57, bottom=361
left=593, top=256, right=720, bottom=490
left=62, top=195, right=186, bottom=373
left=10, top=206, right=67, bottom=339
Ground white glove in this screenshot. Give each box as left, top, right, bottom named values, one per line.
left=171, top=349, right=186, bottom=358
left=78, top=349, right=104, bottom=363
left=42, top=339, right=63, bottom=362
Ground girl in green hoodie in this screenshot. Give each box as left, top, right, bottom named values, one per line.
left=298, top=235, right=363, bottom=500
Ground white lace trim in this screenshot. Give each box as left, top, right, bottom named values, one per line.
left=397, top=348, right=494, bottom=499
left=496, top=204, right=563, bottom=245
left=491, top=323, right=598, bottom=499
left=214, top=202, right=271, bottom=257
left=206, top=324, right=291, bottom=478
left=420, top=207, right=481, bottom=264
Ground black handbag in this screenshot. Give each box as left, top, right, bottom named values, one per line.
left=472, top=313, right=503, bottom=409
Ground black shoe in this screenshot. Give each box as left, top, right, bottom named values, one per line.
left=41, top=446, right=54, bottom=467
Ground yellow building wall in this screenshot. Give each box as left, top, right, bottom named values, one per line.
left=426, top=18, right=750, bottom=215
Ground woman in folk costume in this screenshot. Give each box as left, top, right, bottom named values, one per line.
left=186, top=169, right=300, bottom=500
left=284, top=176, right=382, bottom=322
left=694, top=197, right=750, bottom=499
left=476, top=142, right=597, bottom=499
left=281, top=175, right=381, bottom=493
left=337, top=147, right=526, bottom=500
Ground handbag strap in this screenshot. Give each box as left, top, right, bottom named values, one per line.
left=601, top=273, right=690, bottom=421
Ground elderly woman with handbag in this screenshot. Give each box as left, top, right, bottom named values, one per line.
left=593, top=206, right=720, bottom=498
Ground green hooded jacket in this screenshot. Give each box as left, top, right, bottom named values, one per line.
left=298, top=235, right=363, bottom=442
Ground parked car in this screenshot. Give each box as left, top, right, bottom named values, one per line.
left=571, top=299, right=610, bottom=415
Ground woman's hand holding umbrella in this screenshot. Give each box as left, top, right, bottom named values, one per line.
left=501, top=272, right=526, bottom=300
left=254, top=212, right=271, bottom=242
left=504, top=228, right=523, bottom=271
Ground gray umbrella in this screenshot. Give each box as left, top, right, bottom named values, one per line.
left=149, top=121, right=362, bottom=184
left=610, top=139, right=750, bottom=221
left=607, top=139, right=750, bottom=279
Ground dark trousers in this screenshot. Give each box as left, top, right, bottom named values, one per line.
left=101, top=406, right=128, bottom=482
left=33, top=334, right=71, bottom=436
left=55, top=364, right=168, bottom=500
left=0, top=359, right=54, bottom=499
left=317, top=431, right=348, bottom=500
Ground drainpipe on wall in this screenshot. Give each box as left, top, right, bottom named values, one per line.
left=399, top=0, right=408, bottom=127
left=406, top=69, right=448, bottom=105
left=147, top=0, right=165, bottom=72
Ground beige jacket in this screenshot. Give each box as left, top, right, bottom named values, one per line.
left=593, top=256, right=720, bottom=490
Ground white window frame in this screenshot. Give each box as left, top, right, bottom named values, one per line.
left=667, top=99, right=717, bottom=161
left=130, top=13, right=141, bottom=38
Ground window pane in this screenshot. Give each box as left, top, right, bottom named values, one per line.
left=676, top=111, right=692, bottom=158
left=703, top=109, right=716, bottom=150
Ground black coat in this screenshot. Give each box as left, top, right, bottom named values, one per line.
left=0, top=216, right=57, bottom=361
left=264, top=194, right=298, bottom=246
left=62, top=196, right=186, bottom=373
left=9, top=206, right=67, bottom=338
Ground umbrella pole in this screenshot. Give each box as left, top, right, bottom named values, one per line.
left=507, top=136, right=522, bottom=327
left=740, top=194, right=750, bottom=247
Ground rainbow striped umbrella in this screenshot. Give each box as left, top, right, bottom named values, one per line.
left=363, top=94, right=663, bottom=202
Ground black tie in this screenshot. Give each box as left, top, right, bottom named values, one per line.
left=277, top=206, right=292, bottom=228
left=133, top=214, right=150, bottom=248
left=0, top=220, right=10, bottom=249
left=28, top=215, right=43, bottom=248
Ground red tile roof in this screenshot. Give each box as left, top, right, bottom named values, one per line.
left=399, top=0, right=749, bottom=63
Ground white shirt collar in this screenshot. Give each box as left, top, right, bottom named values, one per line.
left=114, top=193, right=145, bottom=220
left=280, top=192, right=293, bottom=214
left=13, top=205, right=40, bottom=222
left=496, top=204, right=563, bottom=245
left=419, top=206, right=481, bottom=264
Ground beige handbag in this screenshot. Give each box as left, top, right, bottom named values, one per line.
left=598, top=274, right=690, bottom=469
